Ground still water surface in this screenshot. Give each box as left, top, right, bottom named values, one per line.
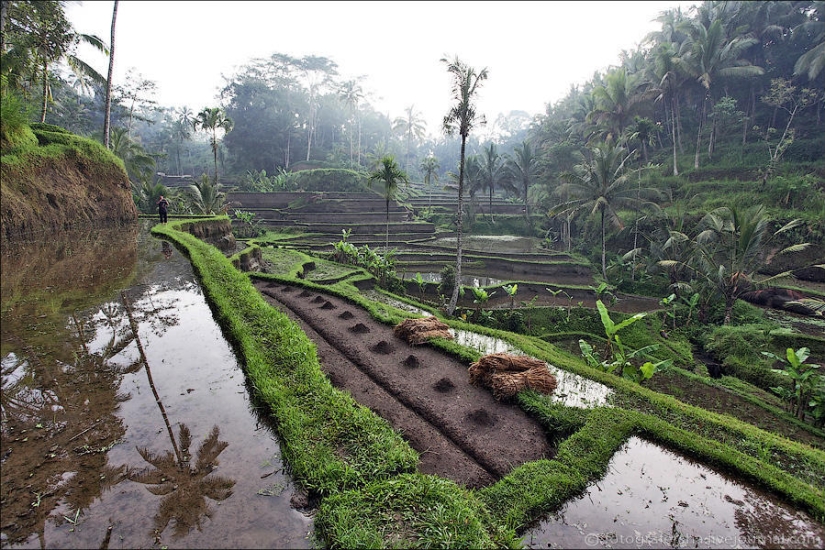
left=1, top=222, right=312, bottom=549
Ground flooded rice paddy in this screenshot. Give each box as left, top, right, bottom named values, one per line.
left=523, top=437, right=825, bottom=549
left=1, top=223, right=312, bottom=548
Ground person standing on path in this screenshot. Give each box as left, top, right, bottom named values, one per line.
left=157, top=195, right=169, bottom=223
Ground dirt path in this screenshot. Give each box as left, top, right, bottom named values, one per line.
left=254, top=280, right=554, bottom=489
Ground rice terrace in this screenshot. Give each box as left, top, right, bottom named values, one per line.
left=2, top=0, right=825, bottom=548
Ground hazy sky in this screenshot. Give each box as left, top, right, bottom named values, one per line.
left=66, top=1, right=697, bottom=138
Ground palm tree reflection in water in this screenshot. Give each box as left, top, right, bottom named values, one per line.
left=129, top=424, right=235, bottom=539
left=120, top=292, right=235, bottom=540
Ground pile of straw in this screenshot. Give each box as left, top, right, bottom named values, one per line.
left=393, top=316, right=454, bottom=345
left=468, top=352, right=557, bottom=400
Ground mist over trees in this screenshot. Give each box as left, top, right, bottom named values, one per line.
left=2, top=0, right=822, bottom=200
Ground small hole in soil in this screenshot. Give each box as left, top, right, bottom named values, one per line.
left=349, top=323, right=370, bottom=334
left=320, top=301, right=336, bottom=310
left=266, top=281, right=278, bottom=288
left=311, top=295, right=325, bottom=303
left=434, top=377, right=455, bottom=392
left=299, top=290, right=311, bottom=297
left=370, top=341, right=393, bottom=354
left=402, top=355, right=420, bottom=368
left=280, top=285, right=294, bottom=292
left=339, top=311, right=355, bottom=320
left=467, top=408, right=495, bottom=427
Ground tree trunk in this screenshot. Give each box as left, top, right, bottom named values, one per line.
left=676, top=96, right=684, bottom=154
left=103, top=1, right=118, bottom=149
left=447, top=137, right=467, bottom=316
left=708, top=113, right=717, bottom=159
left=671, top=97, right=679, bottom=176
left=723, top=295, right=734, bottom=325
left=40, top=60, right=49, bottom=123
left=694, top=95, right=707, bottom=169
left=601, top=208, right=607, bottom=280
left=489, top=184, right=493, bottom=222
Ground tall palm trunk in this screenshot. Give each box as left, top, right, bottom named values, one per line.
left=694, top=94, right=708, bottom=169
left=40, top=60, right=49, bottom=123
left=103, top=1, right=118, bottom=148
left=600, top=208, right=607, bottom=279
left=671, top=96, right=679, bottom=176
left=447, top=137, right=467, bottom=316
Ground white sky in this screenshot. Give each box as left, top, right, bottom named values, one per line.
left=66, top=0, right=697, bottom=139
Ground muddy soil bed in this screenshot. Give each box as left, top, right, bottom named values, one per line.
left=253, top=280, right=554, bottom=489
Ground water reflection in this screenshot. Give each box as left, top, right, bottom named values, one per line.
left=130, top=424, right=235, bottom=540
left=523, top=437, right=825, bottom=549
left=1, top=223, right=312, bottom=549
left=400, top=272, right=505, bottom=288
left=451, top=329, right=612, bottom=408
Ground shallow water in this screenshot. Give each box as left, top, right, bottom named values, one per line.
left=1, top=222, right=313, bottom=549
left=522, top=436, right=825, bottom=549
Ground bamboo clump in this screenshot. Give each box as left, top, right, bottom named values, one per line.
left=393, top=316, right=454, bottom=345
left=469, top=353, right=557, bottom=401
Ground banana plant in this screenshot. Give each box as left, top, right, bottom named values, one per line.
left=470, top=287, right=495, bottom=322
left=764, top=347, right=822, bottom=420
left=413, top=273, right=427, bottom=299
left=502, top=283, right=518, bottom=310
left=578, top=300, right=669, bottom=383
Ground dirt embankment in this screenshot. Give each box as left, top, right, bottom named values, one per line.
left=1, top=129, right=137, bottom=243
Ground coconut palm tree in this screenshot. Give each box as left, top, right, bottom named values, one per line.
left=393, top=105, right=427, bottom=174
left=553, top=140, right=662, bottom=280
left=338, top=79, right=364, bottom=167
left=792, top=1, right=825, bottom=81
left=678, top=17, right=764, bottom=167
left=111, top=127, right=155, bottom=181
left=15, top=1, right=108, bottom=123
left=505, top=140, right=538, bottom=227
left=419, top=155, right=440, bottom=210
left=660, top=205, right=809, bottom=325
left=188, top=174, right=229, bottom=215
left=441, top=55, right=488, bottom=316
left=479, top=142, right=503, bottom=223
left=102, top=1, right=118, bottom=149
left=368, top=155, right=408, bottom=249
left=587, top=67, right=650, bottom=145
left=193, top=107, right=234, bottom=184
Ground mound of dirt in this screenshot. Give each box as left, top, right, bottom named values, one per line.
left=255, top=280, right=554, bottom=489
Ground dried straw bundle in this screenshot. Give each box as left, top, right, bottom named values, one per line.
left=471, top=352, right=557, bottom=400
left=522, top=367, right=558, bottom=395
left=393, top=316, right=454, bottom=345
left=489, top=372, right=526, bottom=399
left=472, top=352, right=546, bottom=373
left=468, top=361, right=492, bottom=387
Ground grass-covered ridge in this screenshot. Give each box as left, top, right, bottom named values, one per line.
left=1, top=123, right=137, bottom=241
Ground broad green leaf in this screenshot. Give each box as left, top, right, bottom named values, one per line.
left=596, top=300, right=615, bottom=336
left=614, top=312, right=646, bottom=333
left=640, top=361, right=658, bottom=380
